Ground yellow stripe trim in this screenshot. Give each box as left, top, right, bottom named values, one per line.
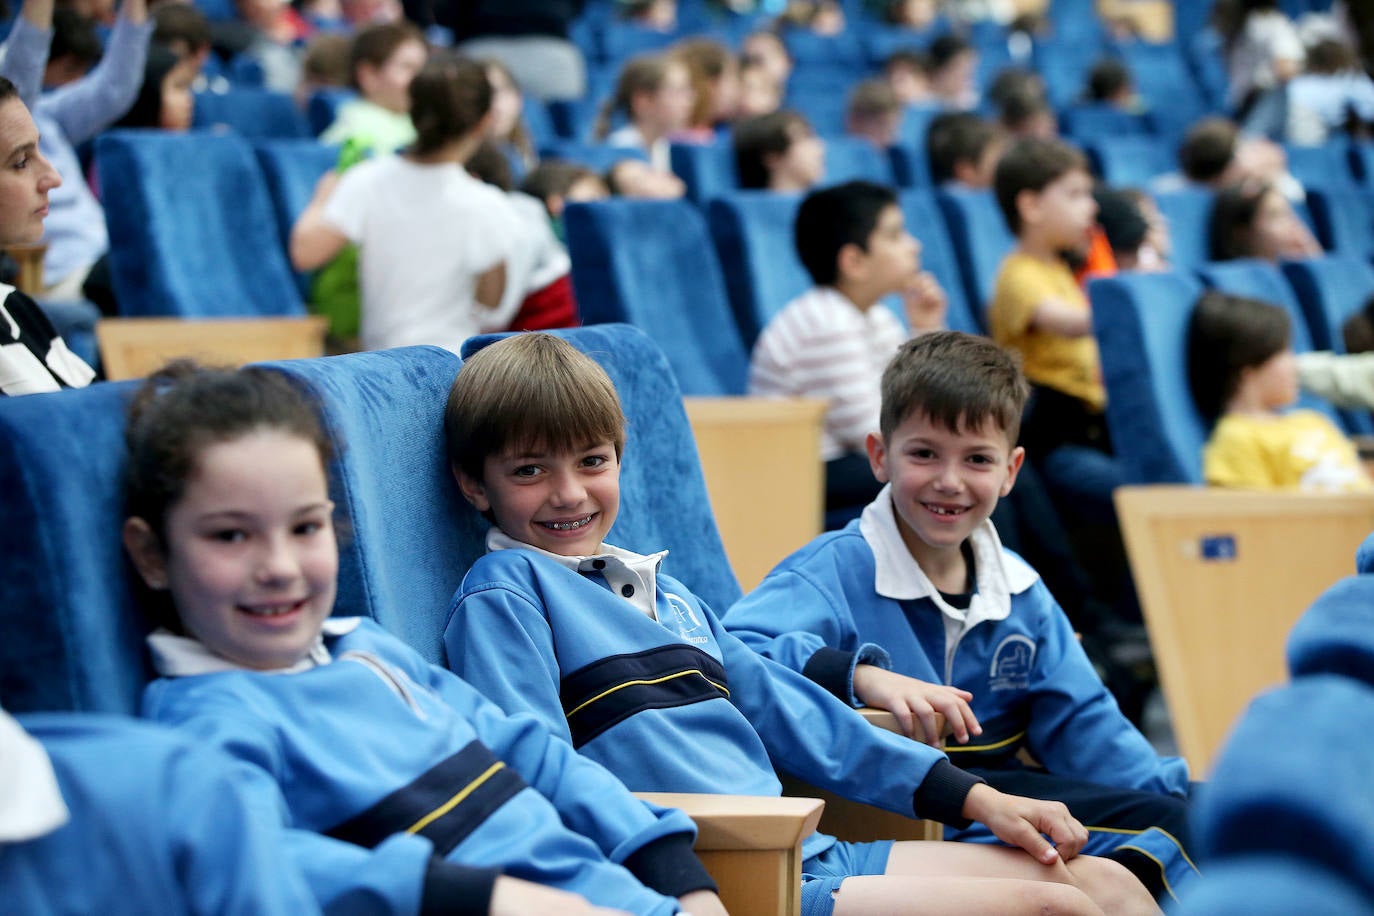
left=942, top=730, right=1027, bottom=753
left=565, top=669, right=730, bottom=719
left=1116, top=843, right=1178, bottom=905
left=1080, top=825, right=1200, bottom=874
left=406, top=762, right=506, bottom=835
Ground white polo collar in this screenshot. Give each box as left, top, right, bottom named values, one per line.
left=0, top=709, right=70, bottom=842
left=859, top=484, right=1039, bottom=628
left=487, top=528, right=668, bottom=620
left=147, top=618, right=362, bottom=677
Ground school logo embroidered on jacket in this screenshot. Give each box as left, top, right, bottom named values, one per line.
left=664, top=593, right=709, bottom=645
left=988, top=634, right=1035, bottom=691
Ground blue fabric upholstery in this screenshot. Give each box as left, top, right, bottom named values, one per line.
left=192, top=88, right=311, bottom=139
left=1286, top=575, right=1374, bottom=686
left=671, top=141, right=738, bottom=206
left=1280, top=255, right=1374, bottom=352
left=782, top=30, right=865, bottom=68
left=1353, top=141, right=1374, bottom=184
left=1284, top=139, right=1356, bottom=190
left=1088, top=270, right=1207, bottom=484
left=1153, top=188, right=1215, bottom=271
left=898, top=189, right=981, bottom=334
left=305, top=87, right=356, bottom=137
left=265, top=347, right=472, bottom=663
left=1174, top=856, right=1371, bottom=915
left=934, top=187, right=1013, bottom=320
left=707, top=191, right=809, bottom=348
left=821, top=136, right=896, bottom=185
left=598, top=22, right=679, bottom=61
left=1061, top=105, right=1152, bottom=146
left=0, top=381, right=148, bottom=715
left=1304, top=186, right=1374, bottom=259
left=1357, top=532, right=1374, bottom=575
left=564, top=197, right=750, bottom=395
left=782, top=90, right=849, bottom=136
left=1194, top=674, right=1374, bottom=902
left=462, top=325, right=742, bottom=613
left=1084, top=135, right=1172, bottom=186
left=253, top=139, right=341, bottom=298
left=538, top=140, right=648, bottom=172
left=97, top=130, right=305, bottom=318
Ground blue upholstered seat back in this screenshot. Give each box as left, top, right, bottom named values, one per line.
left=707, top=191, right=809, bottom=348
left=97, top=130, right=305, bottom=318
left=821, top=136, right=896, bottom=186
left=1280, top=255, right=1374, bottom=353
left=1286, top=575, right=1374, bottom=686
left=0, top=381, right=147, bottom=714
left=1357, top=533, right=1374, bottom=575
left=462, top=325, right=742, bottom=614
left=671, top=141, right=738, bottom=206
left=565, top=198, right=750, bottom=396
left=934, top=187, right=1013, bottom=323
left=899, top=189, right=981, bottom=335
left=253, top=139, right=341, bottom=297
left=1153, top=188, right=1215, bottom=271
left=1084, top=135, right=1173, bottom=186
left=1088, top=270, right=1207, bottom=484
left=192, top=88, right=312, bottom=139
left=1173, top=856, right=1371, bottom=915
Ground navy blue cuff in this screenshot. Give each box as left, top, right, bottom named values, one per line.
left=913, top=759, right=985, bottom=829
left=803, top=647, right=860, bottom=703
left=622, top=831, right=717, bottom=898
left=420, top=859, right=499, bottom=916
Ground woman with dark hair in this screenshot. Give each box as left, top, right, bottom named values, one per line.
left=1207, top=179, right=1320, bottom=262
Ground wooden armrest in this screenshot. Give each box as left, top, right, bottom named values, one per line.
left=4, top=243, right=47, bottom=296
left=858, top=707, right=948, bottom=745
left=96, top=316, right=329, bottom=381
left=683, top=396, right=827, bottom=592
left=1115, top=484, right=1374, bottom=774
left=636, top=793, right=823, bottom=916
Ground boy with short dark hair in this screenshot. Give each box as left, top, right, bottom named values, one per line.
left=751, top=180, right=946, bottom=519
left=725, top=331, right=1197, bottom=903
left=926, top=111, right=1003, bottom=188
left=845, top=78, right=902, bottom=148
left=319, top=21, right=428, bottom=151
left=443, top=331, right=1160, bottom=916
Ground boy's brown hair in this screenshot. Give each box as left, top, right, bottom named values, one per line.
left=349, top=21, right=425, bottom=91
left=993, top=136, right=1089, bottom=235
left=880, top=331, right=1030, bottom=445
left=1178, top=117, right=1238, bottom=184
left=445, top=333, right=627, bottom=482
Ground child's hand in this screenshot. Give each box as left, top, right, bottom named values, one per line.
left=853, top=664, right=981, bottom=745
left=961, top=784, right=1088, bottom=865
left=677, top=888, right=730, bottom=915
left=902, top=271, right=948, bottom=334
left=489, top=876, right=633, bottom=915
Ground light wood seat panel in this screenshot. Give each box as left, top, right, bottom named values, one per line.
left=96, top=316, right=328, bottom=380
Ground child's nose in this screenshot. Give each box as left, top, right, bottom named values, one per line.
left=255, top=536, right=300, bottom=583
left=549, top=472, right=587, bottom=506
left=935, top=463, right=962, bottom=490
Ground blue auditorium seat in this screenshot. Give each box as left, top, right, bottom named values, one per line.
left=1193, top=674, right=1374, bottom=905
left=1174, top=856, right=1372, bottom=915
left=461, top=326, right=742, bottom=614
left=538, top=140, right=649, bottom=173
left=597, top=21, right=680, bottom=62
left=1286, top=575, right=1374, bottom=686
left=97, top=130, right=306, bottom=318
left=192, top=88, right=311, bottom=140
left=1084, top=135, right=1172, bottom=186
left=1285, top=139, right=1356, bottom=190
left=1304, top=186, right=1374, bottom=260
left=934, top=187, right=1013, bottom=321
left=898, top=188, right=981, bottom=334
left=1352, top=141, right=1374, bottom=184
left=1358, top=532, right=1374, bottom=575
left=304, top=87, right=355, bottom=137
left=521, top=97, right=558, bottom=148
left=1088, top=270, right=1207, bottom=484
left=822, top=135, right=896, bottom=185
left=564, top=197, right=751, bottom=395
left=1060, top=104, right=1151, bottom=147
left=1280, top=255, right=1374, bottom=352
left=253, top=139, right=341, bottom=297
left=670, top=140, right=737, bottom=205
left=1152, top=188, right=1215, bottom=271
left=707, top=191, right=809, bottom=347
left=1116, top=40, right=1210, bottom=143
left=782, top=88, right=850, bottom=136
left=782, top=29, right=866, bottom=69
left=888, top=105, right=943, bottom=187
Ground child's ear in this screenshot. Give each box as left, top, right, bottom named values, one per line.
left=1000, top=445, right=1026, bottom=497
left=453, top=464, right=492, bottom=512
left=837, top=241, right=867, bottom=282
left=1015, top=187, right=1040, bottom=228
left=122, top=517, right=169, bottom=590
left=865, top=432, right=890, bottom=483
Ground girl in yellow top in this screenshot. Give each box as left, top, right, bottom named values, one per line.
left=1188, top=290, right=1372, bottom=492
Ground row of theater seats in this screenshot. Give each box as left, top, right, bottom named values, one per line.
left=1174, top=544, right=1374, bottom=913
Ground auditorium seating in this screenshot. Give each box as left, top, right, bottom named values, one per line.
left=253, top=138, right=341, bottom=297
left=192, top=88, right=312, bottom=140
left=707, top=190, right=809, bottom=347
left=934, top=187, right=1013, bottom=327
left=1281, top=255, right=1374, bottom=353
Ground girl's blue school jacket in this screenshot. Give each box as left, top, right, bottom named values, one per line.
left=5, top=714, right=319, bottom=915
left=141, top=618, right=705, bottom=916
left=446, top=540, right=985, bottom=863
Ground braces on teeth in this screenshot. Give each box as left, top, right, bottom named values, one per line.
left=547, top=516, right=592, bottom=530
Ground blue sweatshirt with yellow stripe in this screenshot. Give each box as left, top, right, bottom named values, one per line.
left=141, top=618, right=708, bottom=916
left=446, top=542, right=983, bottom=863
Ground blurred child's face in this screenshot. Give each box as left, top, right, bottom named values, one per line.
left=1027, top=167, right=1097, bottom=252
left=887, top=64, right=930, bottom=105
left=1248, top=188, right=1320, bottom=262
left=460, top=442, right=621, bottom=557
left=768, top=121, right=824, bottom=190
left=159, top=57, right=200, bottom=132
left=742, top=33, right=790, bottom=88
left=639, top=62, right=694, bottom=135
left=125, top=431, right=338, bottom=671
left=931, top=50, right=976, bottom=104
left=850, top=203, right=921, bottom=294
left=710, top=59, right=742, bottom=123
left=1245, top=348, right=1300, bottom=411
left=866, top=413, right=1023, bottom=568
left=486, top=63, right=523, bottom=141
left=0, top=97, right=62, bottom=246
left=361, top=38, right=427, bottom=114
left=610, top=159, right=685, bottom=199
left=737, top=65, right=781, bottom=117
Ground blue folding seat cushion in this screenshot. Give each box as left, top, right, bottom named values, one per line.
left=1281, top=255, right=1374, bottom=352
left=707, top=191, right=809, bottom=347
left=192, top=88, right=311, bottom=140
left=461, top=325, right=741, bottom=613
left=97, top=130, right=305, bottom=318
left=564, top=198, right=750, bottom=396
left=934, top=186, right=1013, bottom=321
left=671, top=141, right=738, bottom=205
left=1286, top=575, right=1374, bottom=686
left=0, top=381, right=148, bottom=715
left=1194, top=674, right=1374, bottom=901
left=1173, top=856, right=1371, bottom=915
left=1152, top=188, right=1215, bottom=271
left=1088, top=270, right=1207, bottom=484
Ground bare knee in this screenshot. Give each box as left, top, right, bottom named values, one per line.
left=1065, top=856, right=1160, bottom=916
left=1016, top=882, right=1103, bottom=916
